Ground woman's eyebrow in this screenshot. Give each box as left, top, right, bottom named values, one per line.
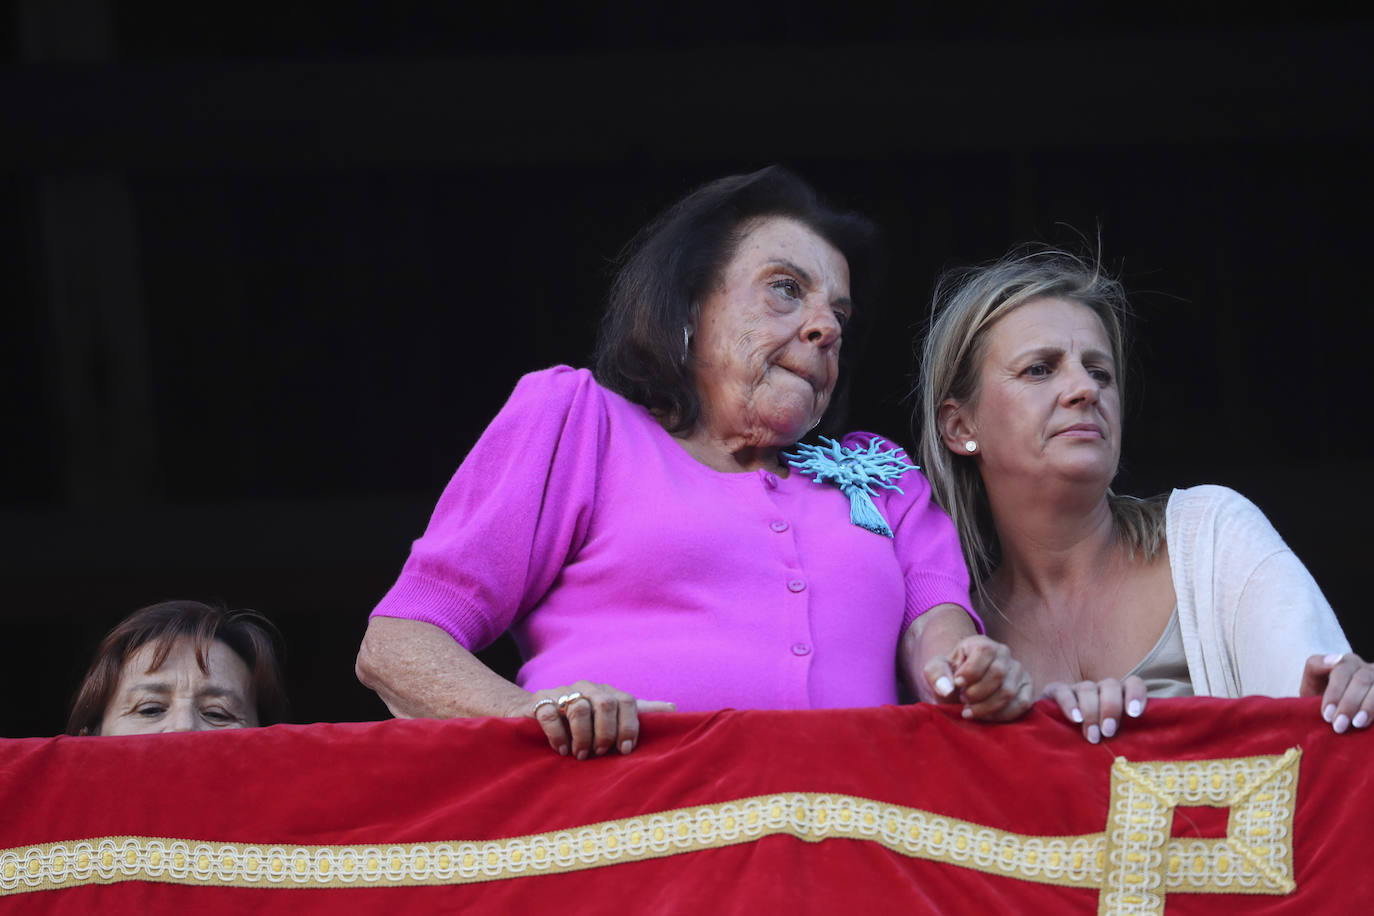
left=769, top=259, right=807, bottom=281
left=196, top=685, right=246, bottom=701
left=1010, top=345, right=1065, bottom=362
left=126, top=681, right=173, bottom=694
left=766, top=259, right=813, bottom=286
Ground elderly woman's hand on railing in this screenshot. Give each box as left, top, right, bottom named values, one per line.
left=522, top=683, right=675, bottom=760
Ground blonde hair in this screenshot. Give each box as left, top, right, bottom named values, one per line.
left=914, top=246, right=1165, bottom=598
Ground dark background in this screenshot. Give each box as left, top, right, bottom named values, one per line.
left=4, top=3, right=1371, bottom=736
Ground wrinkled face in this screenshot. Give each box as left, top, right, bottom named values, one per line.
left=99, top=637, right=258, bottom=735
left=948, top=296, right=1121, bottom=487
left=691, top=216, right=852, bottom=448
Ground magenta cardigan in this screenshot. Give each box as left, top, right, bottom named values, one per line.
left=371, top=367, right=975, bottom=711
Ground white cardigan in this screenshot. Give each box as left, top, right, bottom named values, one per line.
left=1168, top=485, right=1350, bottom=697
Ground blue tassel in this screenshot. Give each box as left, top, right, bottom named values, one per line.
left=846, top=488, right=894, bottom=537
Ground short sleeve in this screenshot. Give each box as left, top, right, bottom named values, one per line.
left=370, top=366, right=608, bottom=650
left=840, top=433, right=979, bottom=634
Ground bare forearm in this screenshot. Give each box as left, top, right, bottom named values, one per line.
left=899, top=603, right=977, bottom=701
left=356, top=616, right=531, bottom=719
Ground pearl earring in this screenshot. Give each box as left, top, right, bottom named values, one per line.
left=964, top=440, right=978, bottom=453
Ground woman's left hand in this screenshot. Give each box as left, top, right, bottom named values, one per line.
left=923, top=635, right=1035, bottom=722
left=1300, top=652, right=1374, bottom=734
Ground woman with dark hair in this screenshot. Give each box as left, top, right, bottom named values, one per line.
left=68, top=600, right=289, bottom=736
left=357, top=167, right=1032, bottom=759
left=915, top=246, right=1372, bottom=743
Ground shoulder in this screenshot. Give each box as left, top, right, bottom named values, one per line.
left=502, top=366, right=633, bottom=423
left=510, top=364, right=599, bottom=401
left=1168, top=484, right=1274, bottom=530
left=1167, top=484, right=1291, bottom=559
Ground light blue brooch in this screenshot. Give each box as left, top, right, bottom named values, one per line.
left=784, top=437, right=916, bottom=538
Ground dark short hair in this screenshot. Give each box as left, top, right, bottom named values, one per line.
left=66, top=600, right=289, bottom=735
left=593, top=165, right=879, bottom=435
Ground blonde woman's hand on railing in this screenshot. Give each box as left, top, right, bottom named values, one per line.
left=923, top=635, right=1035, bottom=722
left=1300, top=652, right=1374, bottom=734
left=902, top=605, right=1034, bottom=722
left=1042, top=676, right=1148, bottom=744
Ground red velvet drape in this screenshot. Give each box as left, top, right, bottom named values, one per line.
left=1, top=697, right=1369, bottom=914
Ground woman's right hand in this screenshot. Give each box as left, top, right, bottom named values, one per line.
left=1042, top=676, right=1148, bottom=744
left=519, top=681, right=676, bottom=760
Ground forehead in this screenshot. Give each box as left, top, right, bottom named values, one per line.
left=115, top=637, right=251, bottom=691
left=987, top=296, right=1112, bottom=355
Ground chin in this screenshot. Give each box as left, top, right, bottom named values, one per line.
left=1056, top=462, right=1117, bottom=488
left=758, top=402, right=824, bottom=442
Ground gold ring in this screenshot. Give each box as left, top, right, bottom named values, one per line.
left=556, top=692, right=586, bottom=714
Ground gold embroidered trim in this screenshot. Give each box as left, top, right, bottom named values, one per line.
left=0, top=794, right=1103, bottom=895
left=0, top=750, right=1301, bottom=916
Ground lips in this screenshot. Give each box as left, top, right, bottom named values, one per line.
left=776, top=363, right=821, bottom=391
left=1053, top=422, right=1103, bottom=438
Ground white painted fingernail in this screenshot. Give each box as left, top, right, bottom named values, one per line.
left=558, top=744, right=569, bottom=757
left=1324, top=652, right=1343, bottom=665
left=576, top=749, right=588, bottom=761
left=1102, top=718, right=1117, bottom=738
left=1070, top=708, right=1083, bottom=724
left=1323, top=704, right=1337, bottom=723
left=935, top=676, right=954, bottom=697
left=620, top=740, right=634, bottom=754
left=1127, top=700, right=1143, bottom=718
left=1334, top=714, right=1351, bottom=735
left=1086, top=725, right=1101, bottom=744
left=1354, top=711, right=1369, bottom=729
left=961, top=706, right=974, bottom=719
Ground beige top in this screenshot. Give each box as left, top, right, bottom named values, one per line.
left=1125, top=606, right=1193, bottom=698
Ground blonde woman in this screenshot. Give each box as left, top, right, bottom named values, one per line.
left=915, top=247, right=1370, bottom=742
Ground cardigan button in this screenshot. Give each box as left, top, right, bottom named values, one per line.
left=787, top=579, right=806, bottom=593
left=770, top=520, right=789, bottom=533
left=791, top=643, right=812, bottom=656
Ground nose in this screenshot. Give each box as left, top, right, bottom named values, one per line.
left=1060, top=363, right=1100, bottom=407
left=161, top=702, right=199, bottom=733
left=800, top=302, right=842, bottom=349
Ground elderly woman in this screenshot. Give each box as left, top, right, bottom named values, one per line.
left=67, top=600, right=288, bottom=736
left=357, top=167, right=1032, bottom=759
left=916, top=247, right=1372, bottom=742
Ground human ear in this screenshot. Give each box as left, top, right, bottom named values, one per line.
left=938, top=400, right=976, bottom=456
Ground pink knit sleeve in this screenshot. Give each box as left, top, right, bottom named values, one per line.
left=840, top=433, right=980, bottom=635
left=370, top=366, right=607, bottom=650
